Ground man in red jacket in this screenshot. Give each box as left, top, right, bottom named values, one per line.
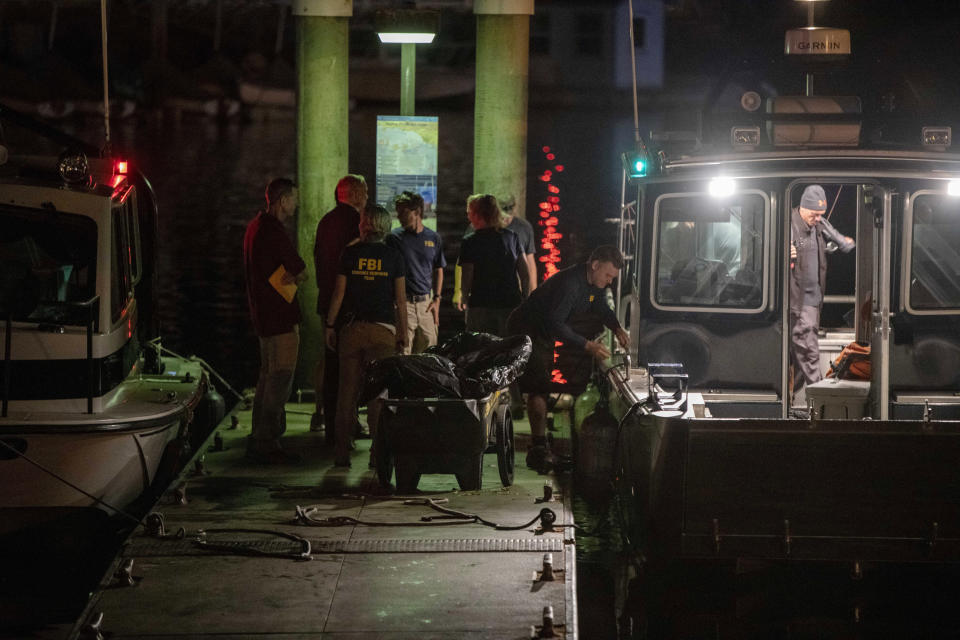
left=243, top=178, right=307, bottom=463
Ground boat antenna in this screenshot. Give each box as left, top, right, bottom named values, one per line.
left=99, top=0, right=111, bottom=155
left=627, top=0, right=646, bottom=152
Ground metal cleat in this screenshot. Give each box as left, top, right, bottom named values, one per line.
left=80, top=612, right=104, bottom=640
left=535, top=482, right=554, bottom=503
left=210, top=431, right=223, bottom=451
left=144, top=512, right=165, bottom=537
left=541, top=553, right=555, bottom=581
left=173, top=482, right=188, bottom=505
left=537, top=508, right=557, bottom=533
left=539, top=605, right=557, bottom=638
left=113, top=558, right=135, bottom=587
left=191, top=456, right=209, bottom=476
left=229, top=414, right=240, bottom=429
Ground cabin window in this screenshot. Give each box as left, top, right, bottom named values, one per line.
left=0, top=205, right=97, bottom=324
left=908, top=193, right=960, bottom=311
left=111, top=207, right=133, bottom=322
left=652, top=192, right=767, bottom=311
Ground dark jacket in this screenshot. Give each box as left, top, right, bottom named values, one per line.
left=314, top=202, right=360, bottom=315
left=789, top=207, right=854, bottom=310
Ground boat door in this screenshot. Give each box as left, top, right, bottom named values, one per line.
left=785, top=181, right=892, bottom=419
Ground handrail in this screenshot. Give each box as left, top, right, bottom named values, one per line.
left=0, top=295, right=100, bottom=416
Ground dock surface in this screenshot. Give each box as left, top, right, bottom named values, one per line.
left=81, top=402, right=577, bottom=639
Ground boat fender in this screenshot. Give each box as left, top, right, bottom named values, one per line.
left=196, top=385, right=226, bottom=433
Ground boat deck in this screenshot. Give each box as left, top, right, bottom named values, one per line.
left=78, top=401, right=577, bottom=639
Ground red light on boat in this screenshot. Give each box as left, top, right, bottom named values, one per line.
left=116, top=160, right=128, bottom=174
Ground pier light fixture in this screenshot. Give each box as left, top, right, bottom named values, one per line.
left=375, top=9, right=438, bottom=43
left=947, top=180, right=960, bottom=197
left=375, top=9, right=440, bottom=116
left=708, top=177, right=736, bottom=198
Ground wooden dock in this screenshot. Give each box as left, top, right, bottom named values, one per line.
left=74, top=402, right=578, bottom=639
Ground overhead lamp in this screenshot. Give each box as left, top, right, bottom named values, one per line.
left=375, top=9, right=439, bottom=44
left=947, top=180, right=960, bottom=197
left=708, top=177, right=736, bottom=198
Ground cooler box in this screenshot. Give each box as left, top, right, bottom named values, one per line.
left=806, top=378, right=870, bottom=419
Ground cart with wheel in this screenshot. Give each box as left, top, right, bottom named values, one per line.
left=375, top=387, right=515, bottom=493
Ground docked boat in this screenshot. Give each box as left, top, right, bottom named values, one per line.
left=600, top=2, right=960, bottom=565
left=0, top=133, right=223, bottom=537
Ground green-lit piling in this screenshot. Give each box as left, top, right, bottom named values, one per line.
left=473, top=0, right=533, bottom=220
left=293, top=0, right=352, bottom=387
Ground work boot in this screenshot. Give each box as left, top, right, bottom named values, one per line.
left=525, top=445, right=555, bottom=474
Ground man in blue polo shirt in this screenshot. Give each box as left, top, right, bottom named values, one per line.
left=387, top=191, right=446, bottom=353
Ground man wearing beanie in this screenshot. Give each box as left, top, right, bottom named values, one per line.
left=789, top=184, right=856, bottom=411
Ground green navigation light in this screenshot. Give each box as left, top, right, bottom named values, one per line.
left=622, top=151, right=649, bottom=178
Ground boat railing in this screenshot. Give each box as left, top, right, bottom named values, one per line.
left=2, top=295, right=99, bottom=417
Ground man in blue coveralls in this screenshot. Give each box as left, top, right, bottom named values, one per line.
left=387, top=190, right=446, bottom=354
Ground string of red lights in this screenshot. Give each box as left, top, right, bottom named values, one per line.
left=536, top=145, right=567, bottom=385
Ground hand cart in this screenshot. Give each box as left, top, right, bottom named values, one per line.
left=375, top=387, right=515, bottom=493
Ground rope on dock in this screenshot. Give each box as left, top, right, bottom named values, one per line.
left=293, top=498, right=573, bottom=533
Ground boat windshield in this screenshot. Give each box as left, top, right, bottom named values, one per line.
left=653, top=192, right=767, bottom=310
left=909, top=193, right=960, bottom=311
left=0, top=205, right=98, bottom=324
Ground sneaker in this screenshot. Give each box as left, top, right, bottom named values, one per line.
left=525, top=445, right=555, bottom=474
left=310, top=412, right=324, bottom=432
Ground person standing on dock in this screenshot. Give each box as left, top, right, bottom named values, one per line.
left=387, top=190, right=446, bottom=354
left=452, top=193, right=538, bottom=309
left=243, top=177, right=307, bottom=464
left=325, top=205, right=408, bottom=468
left=458, top=193, right=530, bottom=334
left=507, top=245, right=630, bottom=473
left=313, top=175, right=368, bottom=440
left=789, top=184, right=855, bottom=412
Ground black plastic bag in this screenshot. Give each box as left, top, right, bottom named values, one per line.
left=455, top=334, right=532, bottom=398
left=361, top=354, right=461, bottom=403
left=426, top=332, right=502, bottom=369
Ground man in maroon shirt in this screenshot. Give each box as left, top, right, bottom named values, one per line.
left=312, top=175, right=368, bottom=440
left=243, top=178, right=307, bottom=463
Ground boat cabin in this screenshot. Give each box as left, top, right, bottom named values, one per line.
left=0, top=149, right=153, bottom=414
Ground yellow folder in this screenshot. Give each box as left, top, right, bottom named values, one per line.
left=269, top=265, right=297, bottom=303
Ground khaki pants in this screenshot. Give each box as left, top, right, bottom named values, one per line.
left=404, top=299, right=437, bottom=354
left=335, top=322, right=396, bottom=461
left=251, top=327, right=299, bottom=453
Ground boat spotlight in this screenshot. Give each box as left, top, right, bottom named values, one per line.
left=708, top=177, right=736, bottom=198
left=115, top=160, right=128, bottom=174
left=948, top=180, right=960, bottom=197
left=58, top=148, right=90, bottom=185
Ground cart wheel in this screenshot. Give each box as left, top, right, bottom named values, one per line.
left=375, top=421, right=394, bottom=489
left=496, top=407, right=515, bottom=487
left=395, top=456, right=421, bottom=494
left=456, top=454, right=484, bottom=491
